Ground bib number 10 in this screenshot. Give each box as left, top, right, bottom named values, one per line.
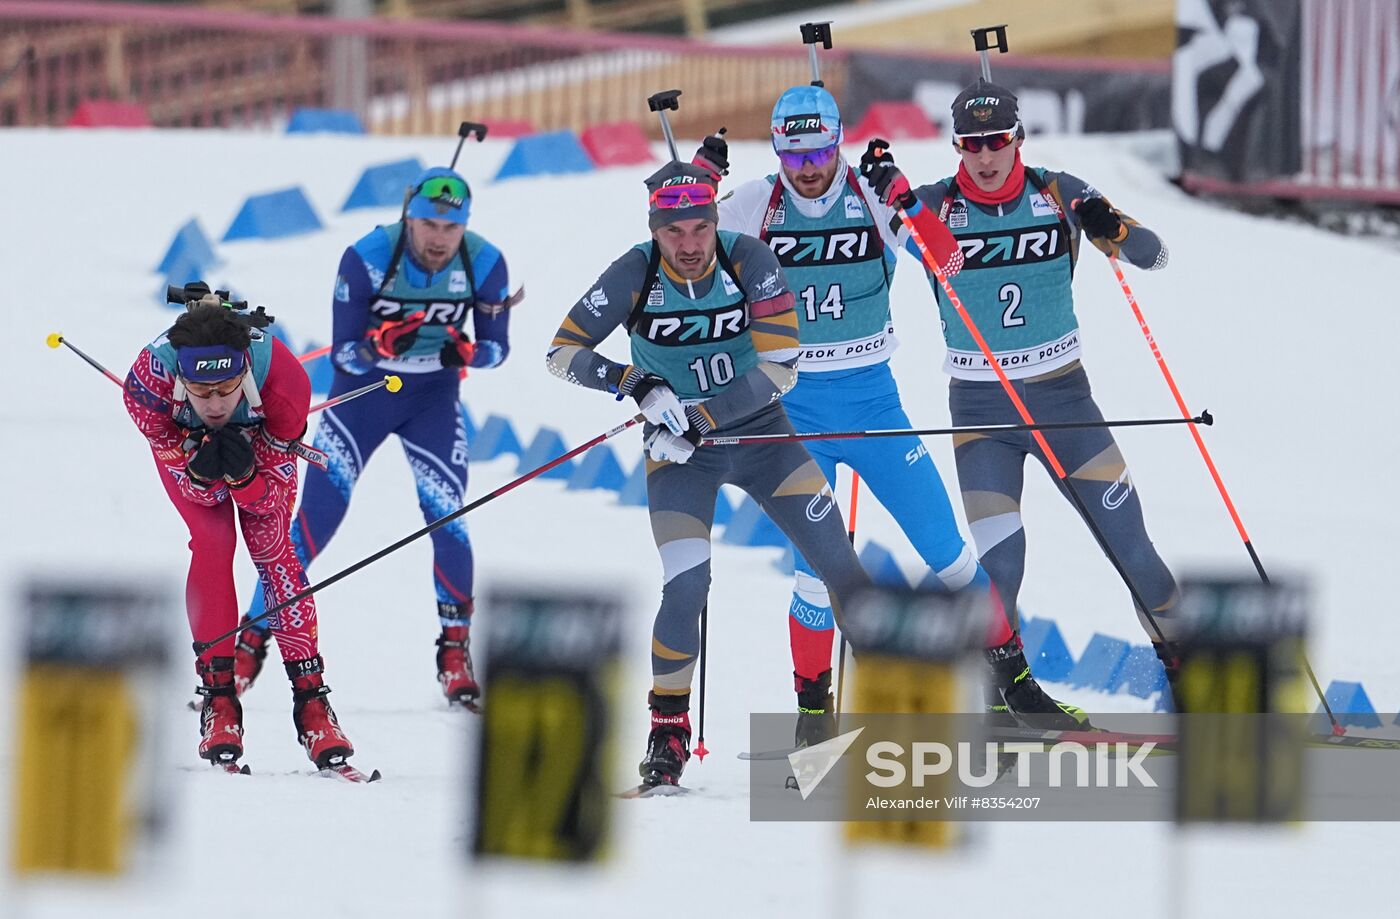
left=800, top=284, right=845, bottom=322
left=689, top=353, right=735, bottom=393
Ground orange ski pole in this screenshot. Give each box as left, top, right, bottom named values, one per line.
left=1107, top=255, right=1340, bottom=732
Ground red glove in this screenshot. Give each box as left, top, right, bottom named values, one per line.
left=367, top=313, right=427, bottom=358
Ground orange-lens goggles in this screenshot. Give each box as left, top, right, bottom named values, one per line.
left=184, top=373, right=246, bottom=399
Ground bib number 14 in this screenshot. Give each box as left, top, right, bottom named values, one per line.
left=800, top=284, right=845, bottom=322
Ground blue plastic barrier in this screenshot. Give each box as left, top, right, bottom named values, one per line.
left=1320, top=680, right=1382, bottom=729
left=1019, top=618, right=1075, bottom=683
left=342, top=158, right=424, bottom=211
left=567, top=445, right=627, bottom=492
left=157, top=218, right=220, bottom=274
left=617, top=460, right=648, bottom=507
left=286, top=107, right=365, bottom=134
left=473, top=414, right=523, bottom=462
left=858, top=541, right=908, bottom=588
left=719, top=497, right=789, bottom=549
left=1065, top=633, right=1132, bottom=691
left=1111, top=645, right=1169, bottom=699
left=494, top=131, right=595, bottom=181
left=223, top=187, right=323, bottom=241
left=713, top=489, right=734, bottom=528
left=517, top=428, right=574, bottom=481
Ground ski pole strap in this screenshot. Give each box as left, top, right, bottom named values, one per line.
left=260, top=427, right=328, bottom=471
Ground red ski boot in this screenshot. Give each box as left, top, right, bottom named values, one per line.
left=196, top=656, right=244, bottom=766
left=286, top=656, right=355, bottom=769
left=436, top=624, right=480, bottom=710
left=638, top=692, right=692, bottom=788
left=233, top=620, right=272, bottom=697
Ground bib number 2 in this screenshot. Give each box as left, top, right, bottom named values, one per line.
left=999, top=283, right=1024, bottom=328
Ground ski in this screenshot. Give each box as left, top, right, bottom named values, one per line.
left=617, top=783, right=688, bottom=799
left=211, top=758, right=250, bottom=775
left=1305, top=732, right=1400, bottom=752
left=320, top=762, right=382, bottom=783
left=738, top=747, right=797, bottom=761
left=986, top=725, right=1178, bottom=750
left=985, top=725, right=1400, bottom=753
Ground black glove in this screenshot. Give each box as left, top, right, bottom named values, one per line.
left=439, top=335, right=474, bottom=369
left=692, top=128, right=729, bottom=181
left=185, top=431, right=224, bottom=485
left=218, top=428, right=256, bottom=487
left=859, top=139, right=915, bottom=209
left=1074, top=197, right=1124, bottom=241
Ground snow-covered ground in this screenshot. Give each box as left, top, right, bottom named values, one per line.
left=2, top=127, right=1398, bottom=917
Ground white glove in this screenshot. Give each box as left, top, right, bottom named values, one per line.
left=646, top=427, right=697, bottom=464
left=636, top=380, right=688, bottom=436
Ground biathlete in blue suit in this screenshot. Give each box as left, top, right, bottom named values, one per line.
left=237, top=166, right=519, bottom=710
left=703, top=85, right=1085, bottom=742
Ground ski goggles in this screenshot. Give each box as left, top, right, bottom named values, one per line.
left=649, top=181, right=717, bottom=210
left=953, top=127, right=1019, bottom=154
left=183, top=372, right=247, bottom=399
left=415, top=174, right=469, bottom=208
left=775, top=143, right=839, bottom=170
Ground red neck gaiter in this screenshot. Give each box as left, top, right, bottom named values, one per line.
left=957, top=151, right=1026, bottom=205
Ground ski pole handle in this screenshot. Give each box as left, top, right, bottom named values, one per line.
left=46, top=332, right=123, bottom=387
left=308, top=375, right=401, bottom=415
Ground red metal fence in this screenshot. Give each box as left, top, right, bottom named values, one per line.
left=0, top=1, right=835, bottom=139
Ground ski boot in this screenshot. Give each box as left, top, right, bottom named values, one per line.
left=987, top=635, right=1090, bottom=731
left=196, top=656, right=244, bottom=766
left=232, top=620, right=272, bottom=696
left=436, top=624, right=480, bottom=710
left=794, top=670, right=837, bottom=749
left=638, top=692, right=691, bottom=788
left=287, top=656, right=355, bottom=769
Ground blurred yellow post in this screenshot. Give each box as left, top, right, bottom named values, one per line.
left=14, top=667, right=138, bottom=874
left=9, top=580, right=173, bottom=877
left=844, top=656, right=959, bottom=850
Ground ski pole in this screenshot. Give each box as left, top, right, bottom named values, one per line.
left=49, top=332, right=397, bottom=417
left=46, top=333, right=123, bottom=386
left=897, top=206, right=1177, bottom=649
left=1106, top=255, right=1342, bottom=733
left=834, top=472, right=859, bottom=725
left=308, top=376, right=401, bottom=414
left=193, top=414, right=646, bottom=653
left=703, top=412, right=1209, bottom=448
left=695, top=604, right=710, bottom=761
left=298, top=344, right=331, bottom=364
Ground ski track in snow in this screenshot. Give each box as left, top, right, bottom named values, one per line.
left=1, top=128, right=1397, bottom=917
